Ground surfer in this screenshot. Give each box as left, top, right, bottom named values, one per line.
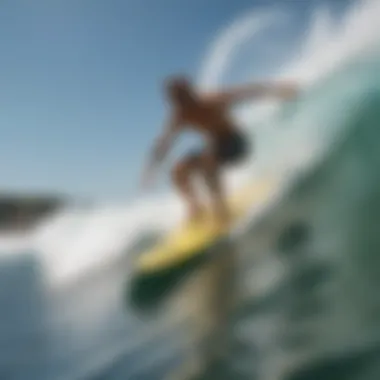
left=141, top=75, right=298, bottom=225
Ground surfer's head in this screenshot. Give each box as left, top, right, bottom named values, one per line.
left=165, top=75, right=196, bottom=106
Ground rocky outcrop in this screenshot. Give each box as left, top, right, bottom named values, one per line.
left=0, top=194, right=66, bottom=231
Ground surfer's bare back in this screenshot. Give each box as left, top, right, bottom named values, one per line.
left=141, top=75, right=298, bottom=225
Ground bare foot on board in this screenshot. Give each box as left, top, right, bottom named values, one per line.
left=212, top=205, right=231, bottom=230
left=187, top=203, right=206, bottom=225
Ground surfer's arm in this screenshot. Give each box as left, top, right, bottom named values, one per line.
left=204, top=81, right=299, bottom=105
left=151, top=113, right=181, bottom=163
left=141, top=112, right=182, bottom=187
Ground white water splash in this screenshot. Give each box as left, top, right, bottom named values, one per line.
left=197, top=8, right=289, bottom=90
left=279, top=0, right=380, bottom=85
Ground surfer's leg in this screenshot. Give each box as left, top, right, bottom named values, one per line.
left=198, top=151, right=230, bottom=224
left=171, top=156, right=204, bottom=221
left=201, top=131, right=248, bottom=224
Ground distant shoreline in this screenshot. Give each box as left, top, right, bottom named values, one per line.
left=0, top=194, right=67, bottom=232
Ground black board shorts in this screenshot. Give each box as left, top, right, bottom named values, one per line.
left=189, top=130, right=249, bottom=166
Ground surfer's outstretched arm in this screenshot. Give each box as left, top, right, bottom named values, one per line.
left=204, top=81, right=299, bottom=105
left=141, top=112, right=182, bottom=188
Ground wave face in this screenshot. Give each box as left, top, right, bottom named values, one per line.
left=0, top=0, right=380, bottom=379
left=231, top=58, right=380, bottom=380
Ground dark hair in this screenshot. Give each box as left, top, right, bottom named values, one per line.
left=165, top=75, right=192, bottom=93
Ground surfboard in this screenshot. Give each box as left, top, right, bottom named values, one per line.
left=135, top=178, right=275, bottom=275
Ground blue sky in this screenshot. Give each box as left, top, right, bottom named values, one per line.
left=0, top=0, right=347, bottom=200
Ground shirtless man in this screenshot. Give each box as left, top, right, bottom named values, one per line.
left=141, top=75, right=297, bottom=225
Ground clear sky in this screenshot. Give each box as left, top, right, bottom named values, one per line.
left=0, top=0, right=347, bottom=200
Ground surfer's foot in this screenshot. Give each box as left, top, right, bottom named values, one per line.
left=187, top=203, right=205, bottom=223
left=213, top=205, right=231, bottom=229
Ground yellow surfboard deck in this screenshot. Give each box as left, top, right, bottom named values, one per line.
left=136, top=178, right=275, bottom=275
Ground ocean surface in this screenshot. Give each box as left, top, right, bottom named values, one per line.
left=1, top=1, right=380, bottom=379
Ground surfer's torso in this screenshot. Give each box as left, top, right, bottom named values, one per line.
left=174, top=97, right=238, bottom=141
